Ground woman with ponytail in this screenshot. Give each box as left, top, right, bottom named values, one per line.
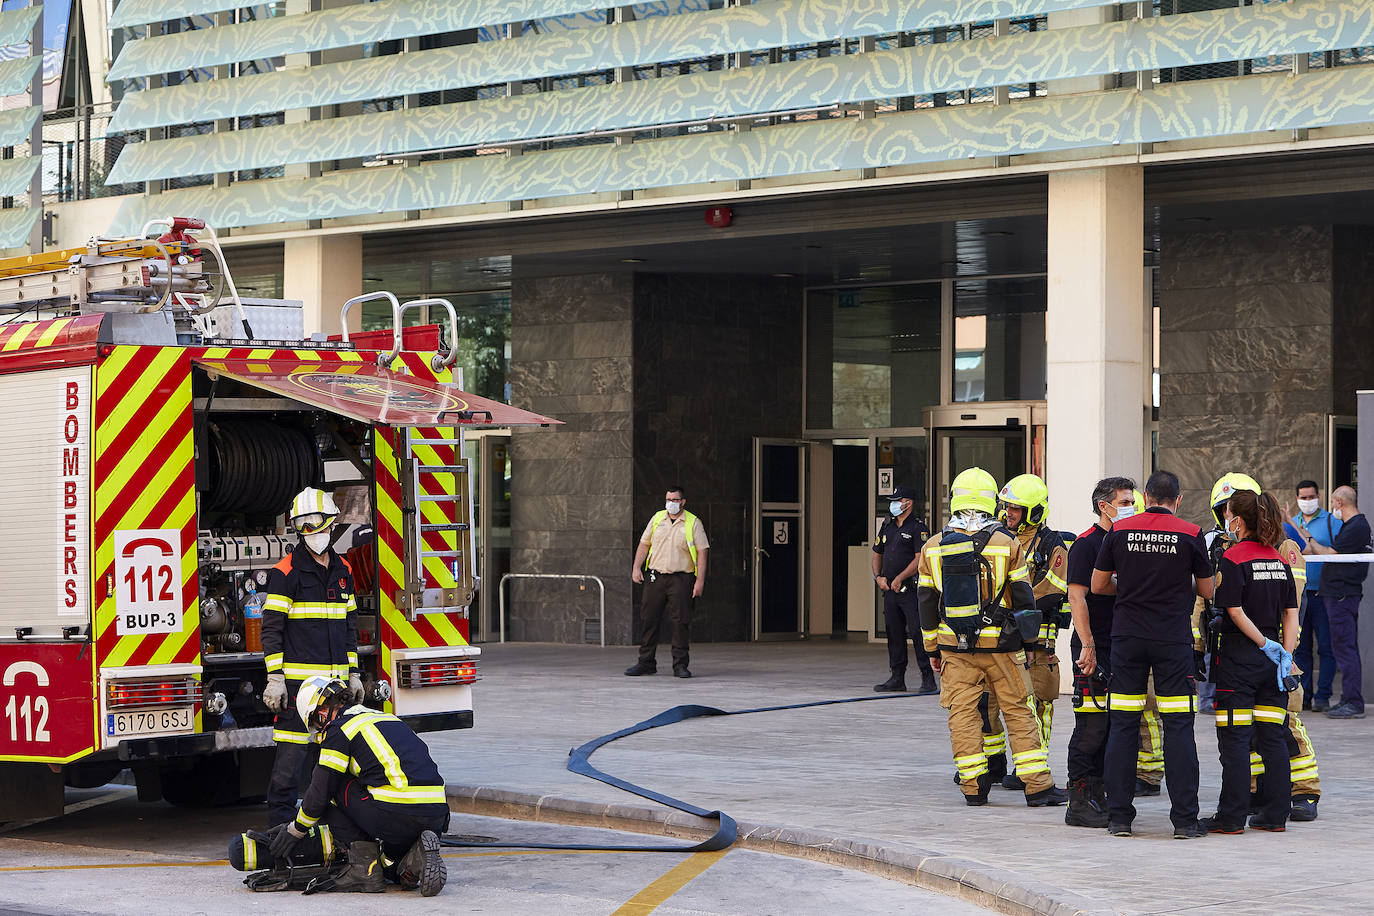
left=1202, top=489, right=1299, bottom=834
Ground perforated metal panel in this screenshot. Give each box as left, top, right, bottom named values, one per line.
left=0, top=367, right=93, bottom=638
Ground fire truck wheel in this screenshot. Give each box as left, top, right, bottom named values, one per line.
left=159, top=753, right=245, bottom=808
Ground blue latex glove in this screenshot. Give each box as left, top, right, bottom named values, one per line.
left=1277, top=649, right=1294, bottom=691
left=1260, top=639, right=1284, bottom=666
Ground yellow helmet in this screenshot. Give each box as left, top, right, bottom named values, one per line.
left=950, top=467, right=999, bottom=516
left=998, top=473, right=1049, bottom=532
left=1133, top=489, right=1146, bottom=513
left=1210, top=472, right=1260, bottom=529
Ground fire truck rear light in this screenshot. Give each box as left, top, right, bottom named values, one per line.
left=106, top=677, right=200, bottom=709
left=397, top=660, right=478, bottom=688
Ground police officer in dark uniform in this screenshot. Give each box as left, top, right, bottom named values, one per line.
left=873, top=485, right=936, bottom=695
left=1064, top=476, right=1136, bottom=828
left=1092, top=470, right=1214, bottom=839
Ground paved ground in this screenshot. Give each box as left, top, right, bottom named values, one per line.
left=0, top=791, right=985, bottom=915
left=425, top=641, right=1374, bottom=916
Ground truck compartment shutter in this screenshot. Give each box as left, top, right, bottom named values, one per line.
left=192, top=358, right=558, bottom=428
left=0, top=366, right=92, bottom=638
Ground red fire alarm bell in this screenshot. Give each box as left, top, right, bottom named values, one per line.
left=704, top=206, right=733, bottom=228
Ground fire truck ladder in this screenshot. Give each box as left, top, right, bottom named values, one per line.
left=398, top=428, right=475, bottom=619
left=0, top=218, right=252, bottom=337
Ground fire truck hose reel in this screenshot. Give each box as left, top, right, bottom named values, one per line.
left=204, top=421, right=322, bottom=515
left=440, top=692, right=927, bottom=855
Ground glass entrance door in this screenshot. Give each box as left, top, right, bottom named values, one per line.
left=932, top=429, right=1027, bottom=530
left=474, top=434, right=511, bottom=642
left=752, top=438, right=805, bottom=639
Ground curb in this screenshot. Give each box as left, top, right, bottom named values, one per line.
left=446, top=784, right=1114, bottom=916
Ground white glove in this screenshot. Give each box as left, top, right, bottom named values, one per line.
left=348, top=673, right=365, bottom=704
left=263, top=673, right=287, bottom=712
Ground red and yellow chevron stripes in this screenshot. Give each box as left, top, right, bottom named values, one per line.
left=374, top=352, right=472, bottom=711
left=93, top=346, right=200, bottom=670
left=0, top=314, right=104, bottom=374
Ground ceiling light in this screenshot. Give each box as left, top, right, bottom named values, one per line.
left=773, top=273, right=794, bottom=278
left=620, top=257, right=646, bottom=263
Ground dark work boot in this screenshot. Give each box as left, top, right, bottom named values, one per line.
left=1001, top=772, right=1025, bottom=790
left=1290, top=794, right=1319, bottom=822
left=965, top=772, right=992, bottom=806
left=1133, top=778, right=1161, bottom=797
left=624, top=663, right=656, bottom=676
left=986, top=753, right=1007, bottom=783
left=1090, top=777, right=1108, bottom=810
left=1065, top=778, right=1109, bottom=828
left=915, top=670, right=938, bottom=696
left=874, top=670, right=906, bottom=692
left=397, top=830, right=446, bottom=897
left=328, top=841, right=386, bottom=893
left=1026, top=785, right=1068, bottom=807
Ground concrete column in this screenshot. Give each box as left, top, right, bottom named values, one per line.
left=1045, top=166, right=1147, bottom=527
left=283, top=234, right=362, bottom=336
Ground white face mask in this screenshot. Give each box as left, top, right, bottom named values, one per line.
left=304, top=531, right=332, bottom=554
left=1225, top=516, right=1242, bottom=541
left=889, top=500, right=905, bottom=516
left=1113, top=505, right=1136, bottom=523
left=665, top=500, right=682, bottom=515
left=1297, top=498, right=1320, bottom=516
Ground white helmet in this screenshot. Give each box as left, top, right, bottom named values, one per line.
left=290, top=488, right=339, bottom=536
left=295, top=674, right=347, bottom=736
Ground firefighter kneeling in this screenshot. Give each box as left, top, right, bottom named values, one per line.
left=918, top=467, right=1067, bottom=807
left=239, top=676, right=451, bottom=896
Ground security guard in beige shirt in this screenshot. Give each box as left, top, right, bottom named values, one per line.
left=627, top=486, right=710, bottom=678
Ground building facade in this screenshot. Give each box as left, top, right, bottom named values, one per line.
left=12, top=0, right=1374, bottom=649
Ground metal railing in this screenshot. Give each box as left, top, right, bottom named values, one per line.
left=498, top=573, right=606, bottom=647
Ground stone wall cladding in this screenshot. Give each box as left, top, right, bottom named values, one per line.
left=509, top=273, right=636, bottom=644
left=632, top=273, right=803, bottom=645
left=1157, top=225, right=1333, bottom=525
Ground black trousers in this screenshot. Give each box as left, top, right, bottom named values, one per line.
left=1066, top=648, right=1110, bottom=781
left=639, top=571, right=694, bottom=669
left=883, top=587, right=933, bottom=676
left=1104, top=636, right=1199, bottom=828
left=267, top=741, right=320, bottom=827
left=1214, top=636, right=1290, bottom=825
left=324, top=778, right=451, bottom=861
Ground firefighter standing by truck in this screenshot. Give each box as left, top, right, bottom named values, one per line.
left=986, top=474, right=1069, bottom=790
left=262, top=488, right=365, bottom=826
left=917, top=467, right=1066, bottom=807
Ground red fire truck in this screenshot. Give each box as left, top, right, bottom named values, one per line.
left=0, top=219, right=555, bottom=820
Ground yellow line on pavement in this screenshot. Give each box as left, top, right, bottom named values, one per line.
left=611, top=850, right=729, bottom=915
left=0, top=859, right=227, bottom=872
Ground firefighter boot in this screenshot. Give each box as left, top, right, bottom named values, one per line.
left=398, top=830, right=446, bottom=897
left=1064, top=777, right=1109, bottom=828
left=874, top=670, right=906, bottom=692
left=986, top=753, right=1008, bottom=783
left=915, top=669, right=939, bottom=696
left=330, top=841, right=386, bottom=893
left=1290, top=794, right=1319, bottom=822
left=965, top=773, right=993, bottom=807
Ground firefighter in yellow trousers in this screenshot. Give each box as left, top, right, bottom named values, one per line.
left=918, top=467, right=1067, bottom=807
left=992, top=474, right=1068, bottom=790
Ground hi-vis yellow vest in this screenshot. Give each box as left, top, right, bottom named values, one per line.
left=646, top=510, right=699, bottom=574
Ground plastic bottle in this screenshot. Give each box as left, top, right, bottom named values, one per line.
left=243, top=584, right=264, bottom=653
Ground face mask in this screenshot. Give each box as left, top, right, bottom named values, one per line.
left=304, top=531, right=332, bottom=554
left=1113, top=505, right=1136, bottom=522
left=665, top=501, right=682, bottom=515
left=889, top=500, right=904, bottom=516
left=1226, top=517, right=1241, bottom=541
left=1297, top=498, right=1319, bottom=515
